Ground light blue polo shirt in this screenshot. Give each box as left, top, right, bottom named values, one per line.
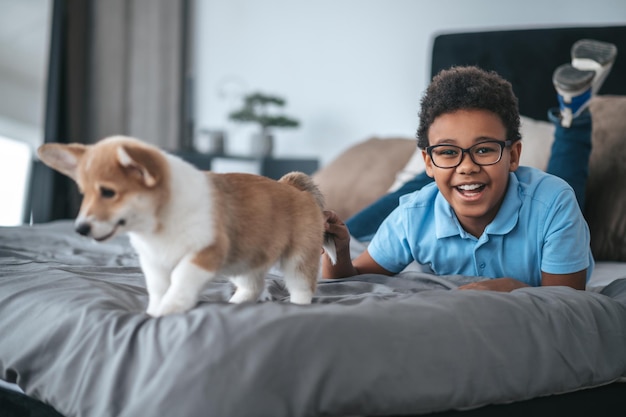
left=368, top=166, right=594, bottom=286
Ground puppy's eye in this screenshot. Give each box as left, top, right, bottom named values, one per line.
left=100, top=187, right=116, bottom=199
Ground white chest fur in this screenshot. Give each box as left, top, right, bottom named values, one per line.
left=129, top=154, right=216, bottom=271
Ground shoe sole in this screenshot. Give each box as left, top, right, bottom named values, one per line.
left=553, top=64, right=594, bottom=92
left=572, top=39, right=618, bottom=66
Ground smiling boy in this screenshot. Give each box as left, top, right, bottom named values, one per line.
left=322, top=66, right=594, bottom=292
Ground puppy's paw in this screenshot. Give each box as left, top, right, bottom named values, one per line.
left=146, top=298, right=162, bottom=317
left=154, top=302, right=193, bottom=316
left=228, top=290, right=260, bottom=304
left=288, top=290, right=313, bottom=305
left=155, top=294, right=197, bottom=316
left=146, top=306, right=160, bottom=317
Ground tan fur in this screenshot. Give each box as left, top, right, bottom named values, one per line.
left=200, top=172, right=325, bottom=275
left=37, top=135, right=334, bottom=315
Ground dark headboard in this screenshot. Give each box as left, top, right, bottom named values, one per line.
left=430, top=25, right=626, bottom=121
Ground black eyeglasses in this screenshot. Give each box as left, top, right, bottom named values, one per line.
left=425, top=140, right=513, bottom=169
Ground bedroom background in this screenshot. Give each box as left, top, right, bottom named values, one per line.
left=0, top=0, right=624, bottom=226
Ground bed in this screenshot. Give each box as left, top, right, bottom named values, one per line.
left=2, top=25, right=626, bottom=417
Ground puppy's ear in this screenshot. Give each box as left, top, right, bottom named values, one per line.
left=116, top=143, right=164, bottom=187
left=37, top=143, right=87, bottom=181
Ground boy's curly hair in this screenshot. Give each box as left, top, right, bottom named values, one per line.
left=416, top=66, right=521, bottom=149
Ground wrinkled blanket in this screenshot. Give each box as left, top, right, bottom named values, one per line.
left=1, top=221, right=626, bottom=417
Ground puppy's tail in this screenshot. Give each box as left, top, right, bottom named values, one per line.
left=279, top=171, right=337, bottom=264
left=279, top=171, right=326, bottom=209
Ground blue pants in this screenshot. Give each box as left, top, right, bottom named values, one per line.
left=346, top=109, right=592, bottom=241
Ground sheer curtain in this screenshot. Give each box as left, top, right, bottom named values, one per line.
left=30, top=0, right=190, bottom=222
left=89, top=0, right=188, bottom=148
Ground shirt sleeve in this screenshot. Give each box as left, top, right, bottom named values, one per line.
left=540, top=187, right=594, bottom=278
left=367, top=205, right=416, bottom=274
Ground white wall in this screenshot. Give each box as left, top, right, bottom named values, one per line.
left=0, top=0, right=51, bottom=226
left=0, top=0, right=50, bottom=143
left=192, top=0, right=626, bottom=167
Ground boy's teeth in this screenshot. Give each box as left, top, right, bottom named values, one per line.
left=458, top=184, right=482, bottom=190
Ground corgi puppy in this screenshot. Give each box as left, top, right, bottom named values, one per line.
left=37, top=135, right=336, bottom=316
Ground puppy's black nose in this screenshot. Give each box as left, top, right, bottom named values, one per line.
left=75, top=222, right=91, bottom=236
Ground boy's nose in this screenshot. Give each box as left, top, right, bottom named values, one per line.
left=456, top=152, right=479, bottom=174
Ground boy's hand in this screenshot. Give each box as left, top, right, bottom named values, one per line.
left=458, top=277, right=530, bottom=292
left=321, top=210, right=393, bottom=279
left=323, top=210, right=351, bottom=252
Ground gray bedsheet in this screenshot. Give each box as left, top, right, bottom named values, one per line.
left=1, top=221, right=626, bottom=417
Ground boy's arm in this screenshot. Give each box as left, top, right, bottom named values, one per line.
left=540, top=269, right=586, bottom=290
left=457, top=269, right=587, bottom=292
left=322, top=210, right=393, bottom=279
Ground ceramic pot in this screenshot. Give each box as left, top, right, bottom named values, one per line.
left=251, top=131, right=273, bottom=157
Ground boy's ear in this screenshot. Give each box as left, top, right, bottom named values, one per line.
left=422, top=149, right=435, bottom=178
left=116, top=143, right=162, bottom=187
left=37, top=143, right=87, bottom=182
left=508, top=140, right=523, bottom=172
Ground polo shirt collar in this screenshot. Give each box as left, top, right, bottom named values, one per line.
left=435, top=172, right=521, bottom=239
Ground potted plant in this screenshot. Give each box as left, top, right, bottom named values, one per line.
left=228, top=92, right=300, bottom=157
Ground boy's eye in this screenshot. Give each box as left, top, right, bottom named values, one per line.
left=475, top=146, right=497, bottom=155
left=435, top=147, right=459, bottom=157
left=100, top=187, right=116, bottom=199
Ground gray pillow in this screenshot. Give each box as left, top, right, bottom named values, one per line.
left=585, top=96, right=626, bottom=261
left=313, top=137, right=415, bottom=220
